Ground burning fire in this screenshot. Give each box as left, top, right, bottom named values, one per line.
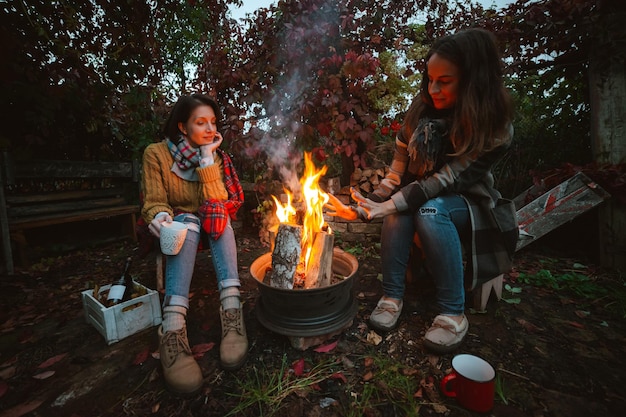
left=272, top=152, right=331, bottom=273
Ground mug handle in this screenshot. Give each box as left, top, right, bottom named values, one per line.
left=440, top=372, right=458, bottom=398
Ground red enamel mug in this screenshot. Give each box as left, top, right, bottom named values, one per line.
left=440, top=354, right=496, bottom=413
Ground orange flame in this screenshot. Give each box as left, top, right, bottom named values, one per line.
left=272, top=152, right=331, bottom=273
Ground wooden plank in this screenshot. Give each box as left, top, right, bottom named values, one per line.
left=6, top=188, right=125, bottom=205
left=304, top=231, right=335, bottom=289
left=7, top=197, right=128, bottom=218
left=9, top=205, right=139, bottom=230
left=515, top=172, right=610, bottom=251
left=10, top=160, right=135, bottom=182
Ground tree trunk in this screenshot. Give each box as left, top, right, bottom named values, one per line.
left=589, top=29, right=626, bottom=270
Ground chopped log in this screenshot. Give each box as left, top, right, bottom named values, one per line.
left=266, top=223, right=302, bottom=289
left=304, top=231, right=335, bottom=289
left=359, top=182, right=372, bottom=193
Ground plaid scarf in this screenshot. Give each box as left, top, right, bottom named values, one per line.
left=167, top=137, right=201, bottom=170
left=197, top=149, right=244, bottom=240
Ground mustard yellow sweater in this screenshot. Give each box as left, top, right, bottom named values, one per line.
left=141, top=141, right=228, bottom=223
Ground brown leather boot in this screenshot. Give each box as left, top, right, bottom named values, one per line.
left=219, top=307, right=248, bottom=370
left=158, top=326, right=203, bottom=394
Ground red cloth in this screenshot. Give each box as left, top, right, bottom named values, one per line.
left=197, top=149, right=244, bottom=240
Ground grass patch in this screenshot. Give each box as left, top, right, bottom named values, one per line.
left=226, top=355, right=339, bottom=416
left=518, top=269, right=608, bottom=299
left=341, top=354, right=423, bottom=417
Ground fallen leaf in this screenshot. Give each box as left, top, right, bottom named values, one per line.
left=364, top=357, right=374, bottom=368
left=568, top=321, right=585, bottom=329
left=362, top=371, right=374, bottom=382
left=574, top=310, right=590, bottom=319
left=292, top=358, right=305, bottom=377
left=151, top=402, right=161, bottom=413
left=0, top=356, right=17, bottom=368
left=37, top=353, right=68, bottom=369
left=313, top=339, right=338, bottom=353
left=517, top=318, right=543, bottom=333
left=330, top=372, right=347, bottom=383
left=401, top=368, right=420, bottom=376
left=0, top=366, right=16, bottom=380
left=366, top=331, right=382, bottom=345
left=133, top=348, right=151, bottom=365
left=0, top=381, right=8, bottom=398
left=32, top=370, right=55, bottom=380
left=191, top=342, right=215, bottom=359
left=0, top=399, right=43, bottom=417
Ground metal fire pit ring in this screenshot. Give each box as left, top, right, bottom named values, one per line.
left=250, top=248, right=359, bottom=337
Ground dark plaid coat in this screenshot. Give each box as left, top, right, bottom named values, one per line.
left=370, top=120, right=518, bottom=290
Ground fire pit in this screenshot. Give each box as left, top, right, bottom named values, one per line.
left=250, top=247, right=359, bottom=338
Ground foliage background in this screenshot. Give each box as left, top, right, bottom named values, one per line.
left=1, top=0, right=623, bottom=199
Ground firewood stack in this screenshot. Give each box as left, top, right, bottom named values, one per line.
left=350, top=166, right=389, bottom=196
left=324, top=166, right=390, bottom=205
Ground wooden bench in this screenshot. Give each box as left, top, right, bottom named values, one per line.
left=0, top=152, right=141, bottom=274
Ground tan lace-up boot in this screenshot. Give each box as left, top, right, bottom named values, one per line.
left=219, top=307, right=248, bottom=370
left=158, top=326, right=203, bottom=394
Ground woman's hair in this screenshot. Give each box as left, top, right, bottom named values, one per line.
left=163, top=94, right=222, bottom=142
left=403, top=27, right=513, bottom=156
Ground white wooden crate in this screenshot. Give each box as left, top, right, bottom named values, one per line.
left=82, top=282, right=162, bottom=345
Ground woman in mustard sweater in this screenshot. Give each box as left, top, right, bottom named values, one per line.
left=141, top=94, right=246, bottom=395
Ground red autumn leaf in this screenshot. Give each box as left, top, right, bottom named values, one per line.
left=568, top=321, right=585, bottom=329
left=517, top=318, right=543, bottom=333
left=33, top=370, right=55, bottom=380
left=330, top=372, right=347, bottom=383
left=313, top=339, right=338, bottom=353
left=292, top=358, right=305, bottom=376
left=133, top=348, right=151, bottom=365
left=192, top=342, right=215, bottom=359
left=37, top=353, right=67, bottom=369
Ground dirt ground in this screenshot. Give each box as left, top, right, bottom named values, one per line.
left=1, top=226, right=625, bottom=417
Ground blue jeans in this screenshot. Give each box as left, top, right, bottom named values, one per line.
left=163, top=213, right=240, bottom=309
left=380, top=194, right=470, bottom=315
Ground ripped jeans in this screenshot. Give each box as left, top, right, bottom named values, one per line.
left=380, top=194, right=470, bottom=315
left=163, top=213, right=240, bottom=309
